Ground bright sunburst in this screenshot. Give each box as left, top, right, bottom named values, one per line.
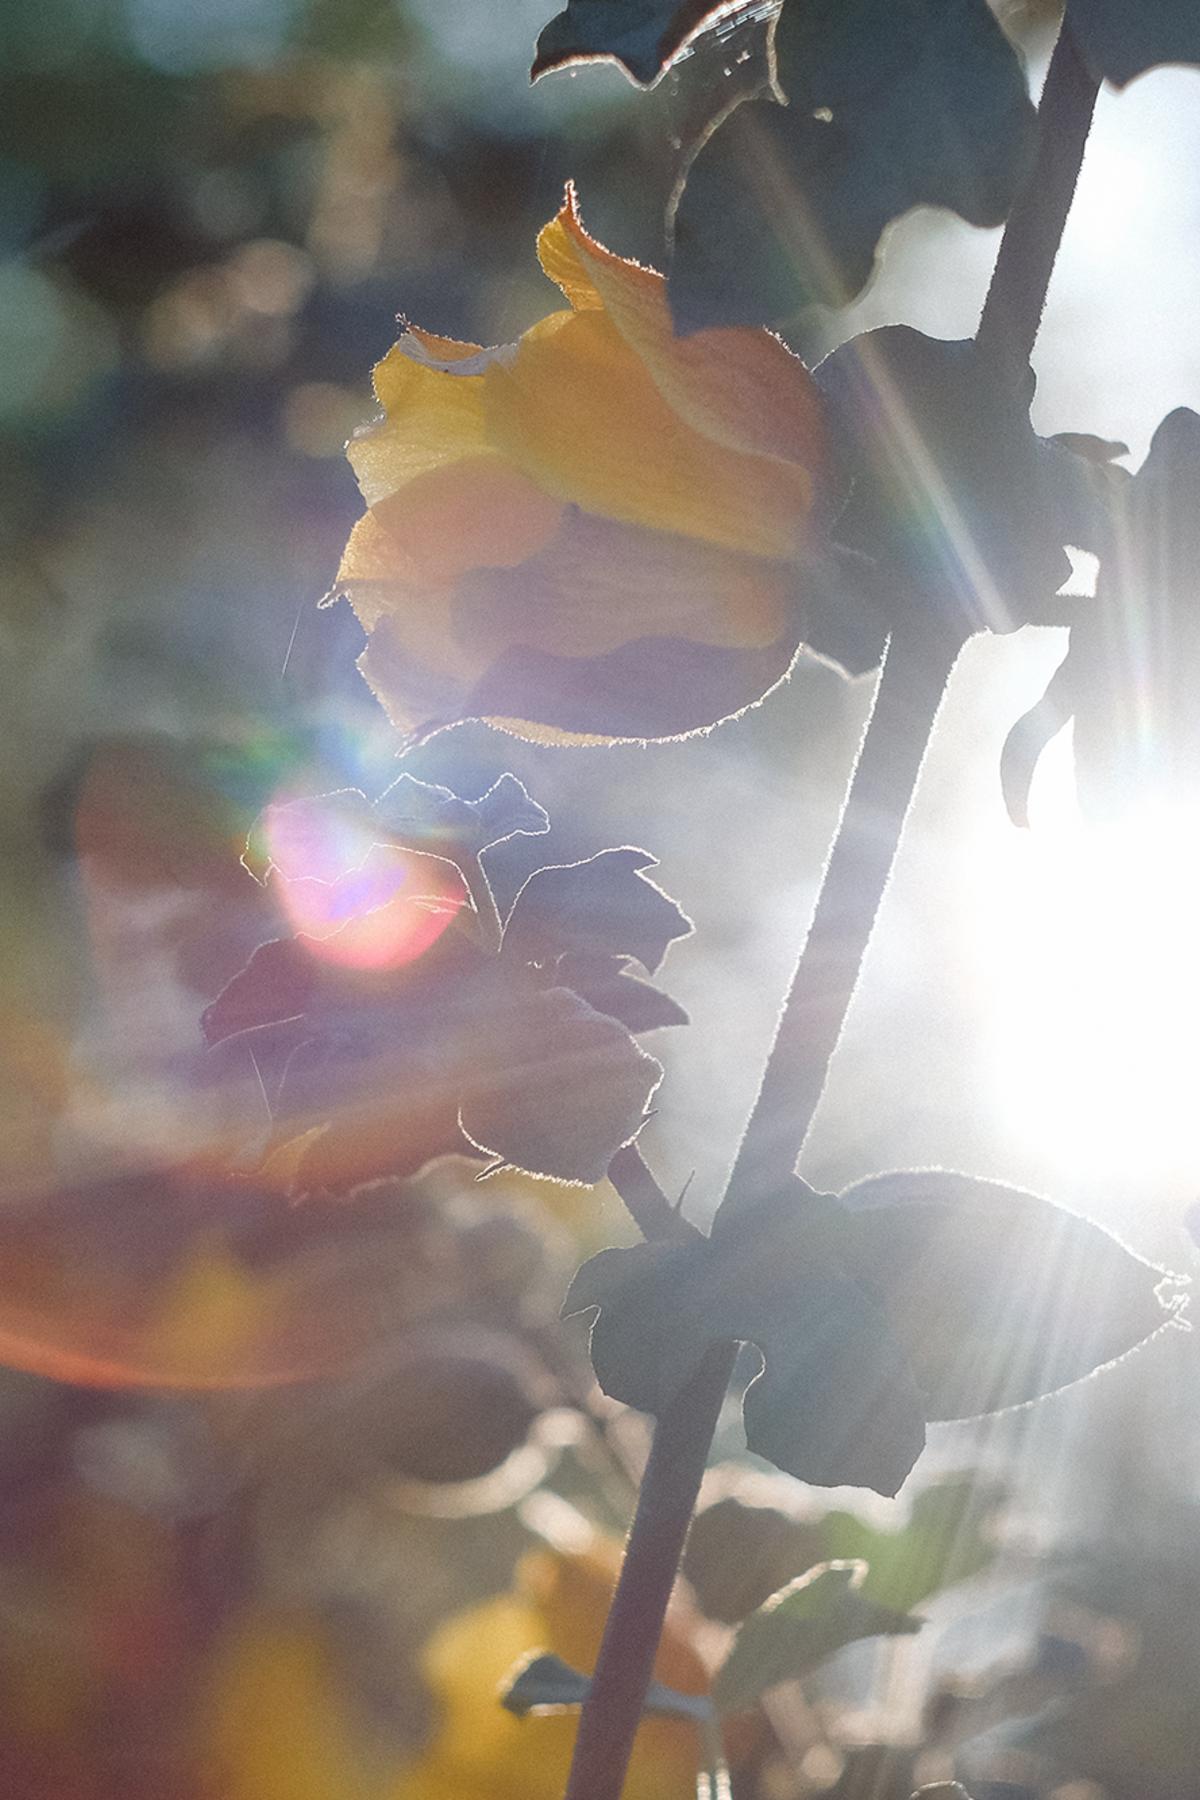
left=978, top=728, right=1200, bottom=1188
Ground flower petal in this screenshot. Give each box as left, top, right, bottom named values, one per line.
left=357, top=510, right=807, bottom=742
left=348, top=335, right=497, bottom=505
left=539, top=189, right=827, bottom=475
left=485, top=307, right=811, bottom=559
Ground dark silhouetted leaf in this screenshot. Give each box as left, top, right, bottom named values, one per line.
left=556, top=952, right=690, bottom=1032
left=531, top=0, right=738, bottom=86
left=839, top=1169, right=1187, bottom=1419
left=1002, top=407, right=1200, bottom=824
left=502, top=1652, right=712, bottom=1720
left=201, top=937, right=317, bottom=1045
left=566, top=1171, right=1182, bottom=1494
left=503, top=848, right=693, bottom=975
left=684, top=1475, right=1000, bottom=1623
left=669, top=0, right=1036, bottom=330
left=1071, top=0, right=1200, bottom=85
left=815, top=328, right=1115, bottom=640
left=564, top=1187, right=928, bottom=1496
left=460, top=986, right=663, bottom=1183
left=713, top=1561, right=920, bottom=1713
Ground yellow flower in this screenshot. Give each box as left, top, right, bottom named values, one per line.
left=393, top=1541, right=709, bottom=1800
left=336, top=188, right=857, bottom=744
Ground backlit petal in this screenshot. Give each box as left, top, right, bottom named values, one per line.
left=538, top=187, right=826, bottom=475
left=484, top=307, right=811, bottom=559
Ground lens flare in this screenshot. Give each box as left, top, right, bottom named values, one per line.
left=263, top=793, right=466, bottom=972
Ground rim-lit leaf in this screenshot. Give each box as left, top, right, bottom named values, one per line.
left=555, top=952, right=690, bottom=1032
left=566, top=1171, right=1183, bottom=1495
left=503, top=848, right=693, bottom=975
left=712, top=1560, right=920, bottom=1713
left=815, top=328, right=1112, bottom=641
left=1002, top=407, right=1200, bottom=823
left=564, top=1191, right=928, bottom=1497
left=374, top=772, right=550, bottom=858
left=460, top=986, right=664, bottom=1183
left=669, top=0, right=1035, bottom=329
left=839, top=1169, right=1188, bottom=1420
left=684, top=1475, right=1000, bottom=1623
left=531, top=0, right=740, bottom=85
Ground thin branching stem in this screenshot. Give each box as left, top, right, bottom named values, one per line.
left=608, top=1142, right=700, bottom=1244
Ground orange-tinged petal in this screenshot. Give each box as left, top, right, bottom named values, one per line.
left=456, top=509, right=791, bottom=657
left=538, top=187, right=826, bottom=474
left=369, top=455, right=563, bottom=590
left=349, top=338, right=493, bottom=505
left=356, top=509, right=806, bottom=742
left=485, top=307, right=811, bottom=559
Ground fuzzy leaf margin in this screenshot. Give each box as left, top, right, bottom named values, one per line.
left=564, top=1174, right=1185, bottom=1495
left=531, top=0, right=741, bottom=86
left=669, top=0, right=1036, bottom=330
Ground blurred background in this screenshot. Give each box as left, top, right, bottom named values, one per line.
left=2, top=0, right=1200, bottom=1793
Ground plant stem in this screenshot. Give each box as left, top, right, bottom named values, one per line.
left=568, top=25, right=1104, bottom=1795
left=564, top=1338, right=737, bottom=1800
left=608, top=1142, right=699, bottom=1244
left=464, top=855, right=504, bottom=953
left=976, top=11, right=1100, bottom=371
left=567, top=627, right=955, bottom=1800
left=724, top=625, right=961, bottom=1213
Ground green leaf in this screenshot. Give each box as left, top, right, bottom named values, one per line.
left=669, top=0, right=1036, bottom=330
left=1070, top=0, right=1200, bottom=86
left=531, top=0, right=738, bottom=86
left=460, top=985, right=663, bottom=1184
left=818, top=1477, right=999, bottom=1613
left=712, top=1561, right=920, bottom=1713
left=839, top=1169, right=1188, bottom=1420
left=502, top=848, right=693, bottom=975
left=501, top=1653, right=712, bottom=1721
left=683, top=1474, right=1001, bottom=1622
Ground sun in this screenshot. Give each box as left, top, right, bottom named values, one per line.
left=975, top=727, right=1200, bottom=1193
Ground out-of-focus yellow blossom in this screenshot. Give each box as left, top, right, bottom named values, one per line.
left=336, top=187, right=863, bottom=745
left=394, top=1540, right=709, bottom=1800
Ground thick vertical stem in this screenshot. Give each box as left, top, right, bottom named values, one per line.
left=976, top=13, right=1100, bottom=371
left=563, top=1340, right=737, bottom=1800
left=725, top=625, right=960, bottom=1214
left=566, top=24, right=1104, bottom=1796
left=566, top=628, right=954, bottom=1800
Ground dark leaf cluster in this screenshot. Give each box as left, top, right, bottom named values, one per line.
left=204, top=774, right=692, bottom=1193
left=565, top=1171, right=1183, bottom=1495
